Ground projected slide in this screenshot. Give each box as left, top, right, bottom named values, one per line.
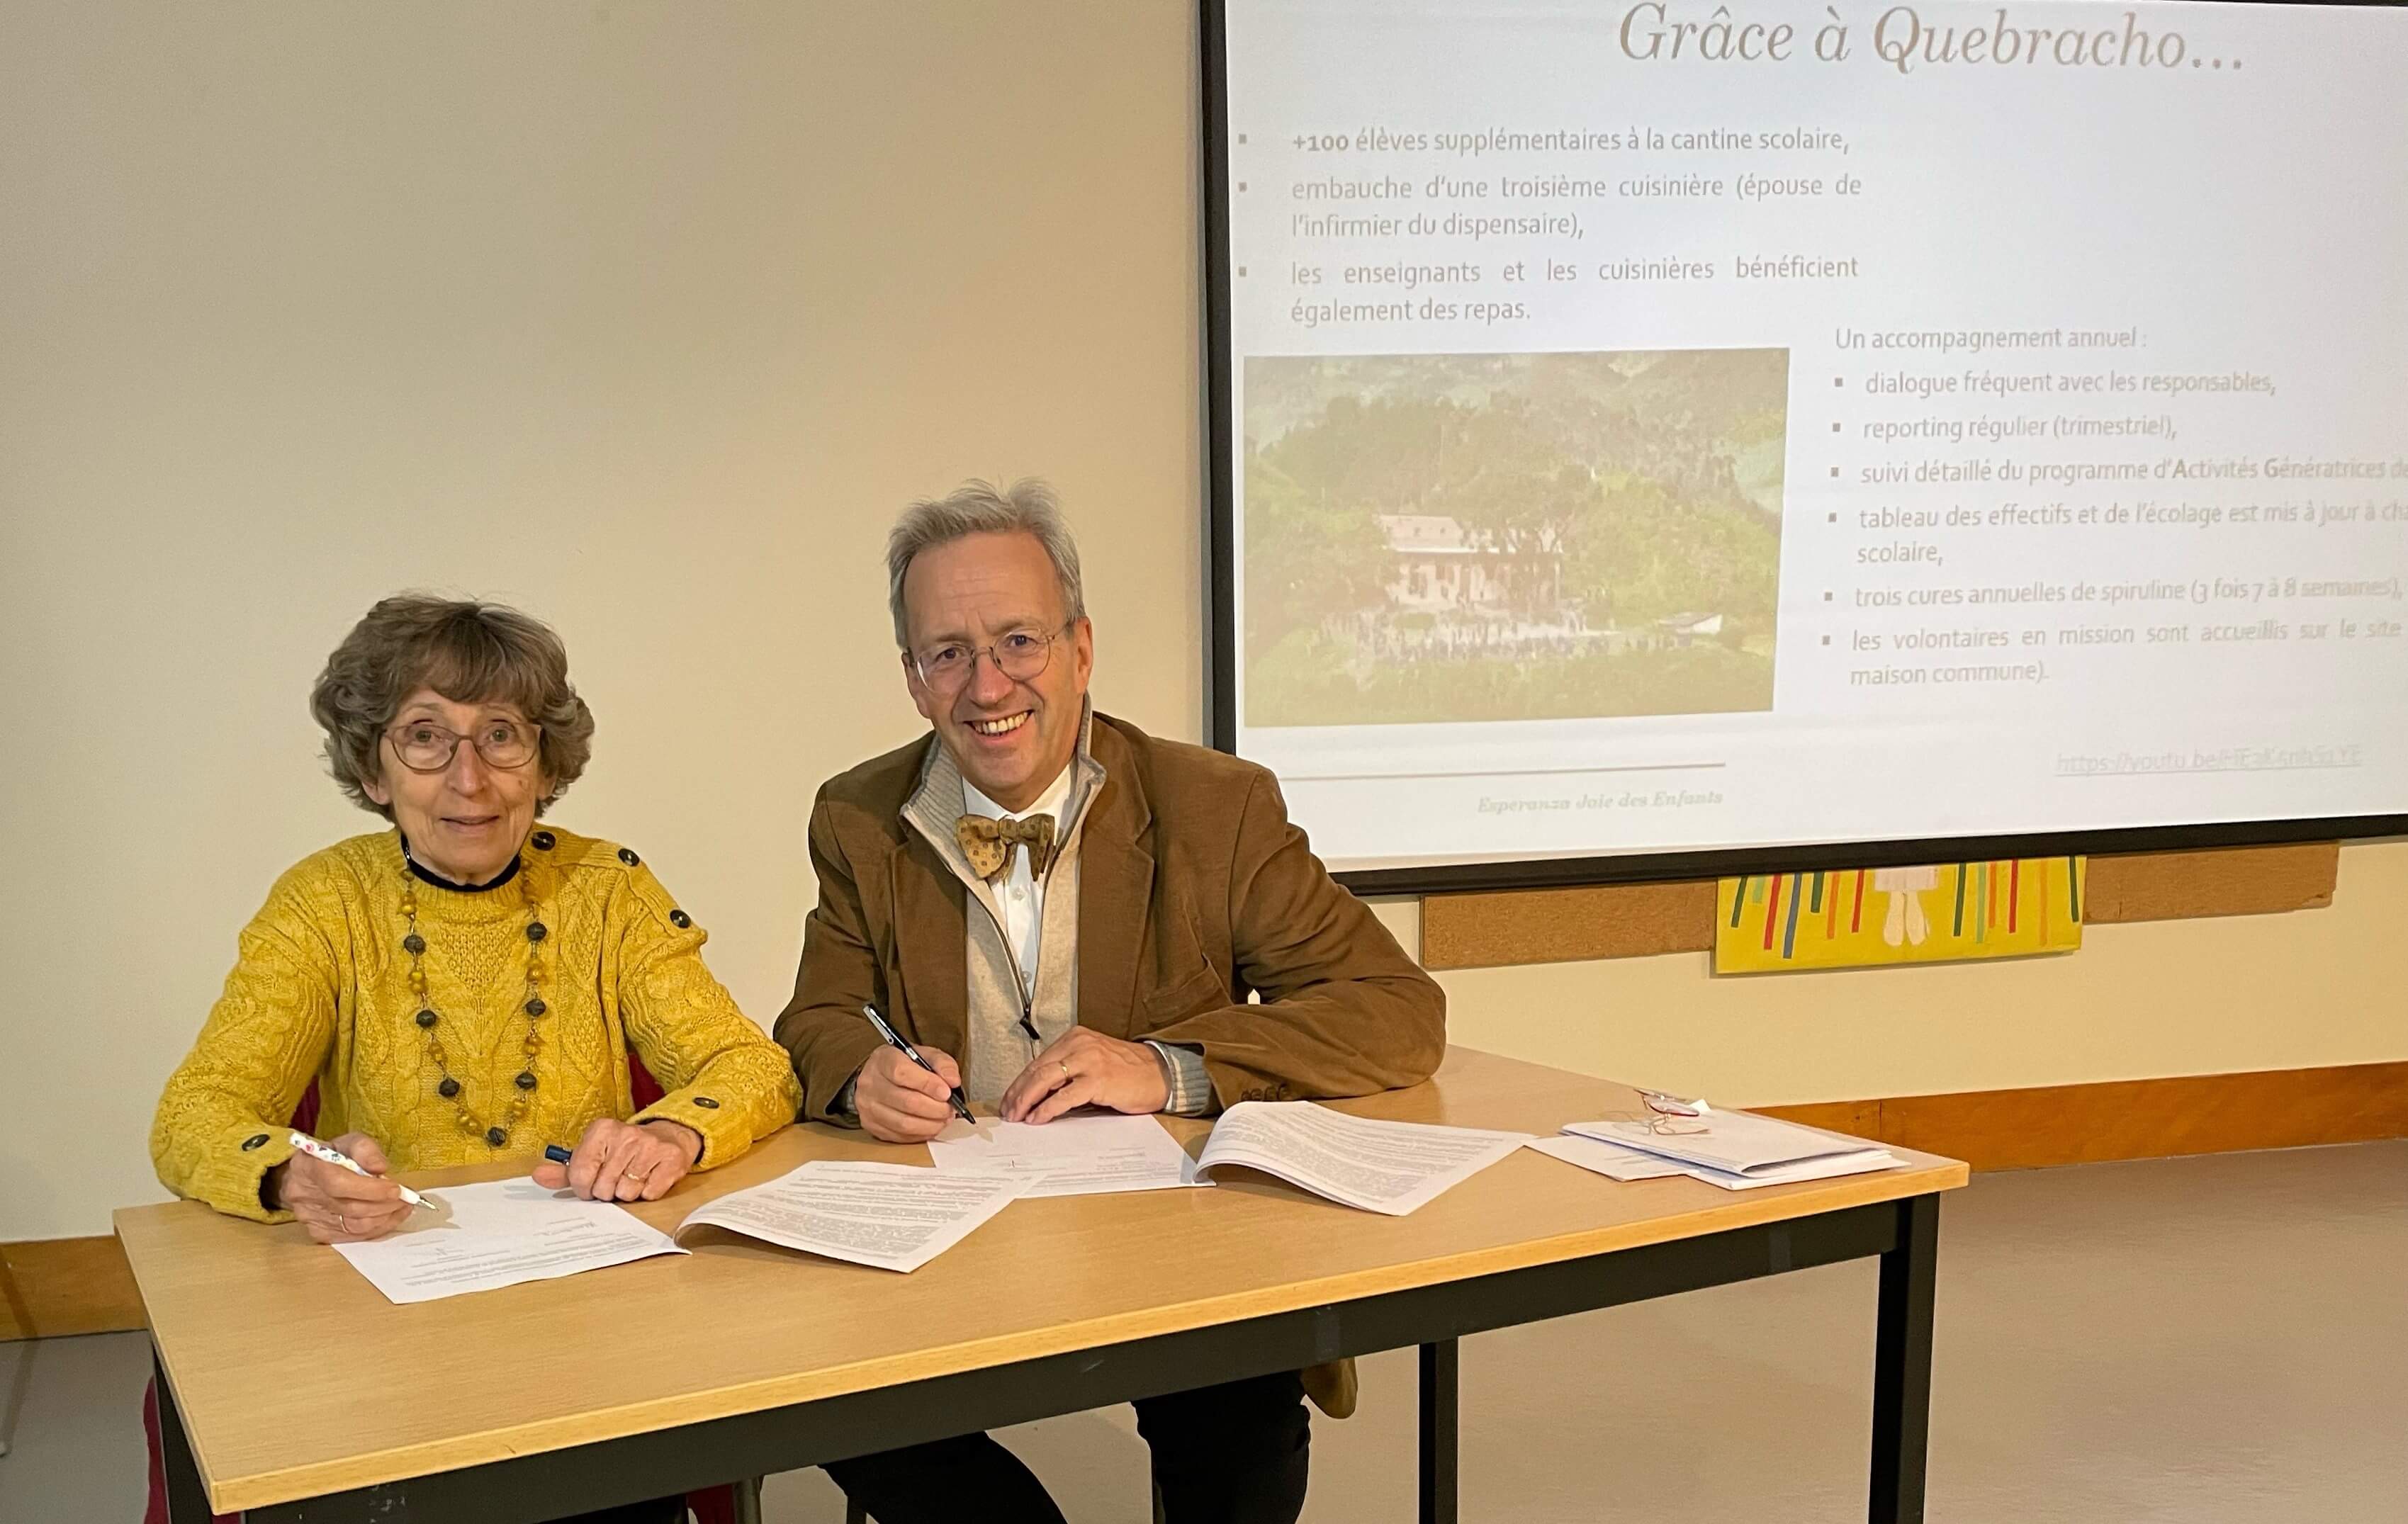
left=1215, top=0, right=2408, bottom=876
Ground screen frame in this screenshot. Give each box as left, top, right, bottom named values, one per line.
left=1198, top=0, right=2408, bottom=896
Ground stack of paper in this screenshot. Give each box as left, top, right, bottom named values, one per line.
left=1540, top=1107, right=1901, bottom=1192
left=1194, top=1101, right=1531, bottom=1216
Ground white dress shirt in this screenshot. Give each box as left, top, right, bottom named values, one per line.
left=962, top=763, right=1074, bottom=995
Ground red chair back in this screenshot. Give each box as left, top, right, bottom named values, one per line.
left=288, top=1082, right=321, bottom=1139
left=629, top=1052, right=667, bottom=1110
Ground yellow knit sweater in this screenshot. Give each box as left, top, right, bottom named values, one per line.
left=152, top=825, right=801, bottom=1222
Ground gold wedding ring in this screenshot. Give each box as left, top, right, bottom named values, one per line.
left=337, top=1214, right=349, bottom=1233
left=1059, top=1060, right=1071, bottom=1079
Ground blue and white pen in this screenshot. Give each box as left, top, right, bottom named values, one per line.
left=288, top=1131, right=437, bottom=1210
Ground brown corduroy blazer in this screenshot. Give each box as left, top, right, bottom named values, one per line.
left=775, top=711, right=1446, bottom=1124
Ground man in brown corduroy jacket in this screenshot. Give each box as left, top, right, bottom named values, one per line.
left=775, top=478, right=1445, bottom=1524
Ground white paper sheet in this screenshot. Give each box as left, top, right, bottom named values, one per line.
left=1672, top=1149, right=1903, bottom=1191
left=1561, top=1109, right=1894, bottom=1178
left=331, top=1178, right=687, bottom=1304
left=1194, top=1102, right=1530, bottom=1216
left=1535, top=1131, right=1903, bottom=1192
left=1527, top=1134, right=1691, bottom=1181
left=925, top=1112, right=1206, bottom=1198
left=676, top=1161, right=1030, bottom=1272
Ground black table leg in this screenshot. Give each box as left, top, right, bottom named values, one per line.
left=1869, top=1193, right=1940, bottom=1523
left=154, top=1347, right=213, bottom=1524
left=1418, top=1338, right=1458, bottom=1524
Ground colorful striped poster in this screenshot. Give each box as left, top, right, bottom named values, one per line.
left=1714, top=858, right=2084, bottom=973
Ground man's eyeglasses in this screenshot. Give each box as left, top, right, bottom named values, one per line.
left=384, top=718, right=541, bottom=774
left=1608, top=1089, right=1712, bottom=1136
left=906, top=621, right=1076, bottom=692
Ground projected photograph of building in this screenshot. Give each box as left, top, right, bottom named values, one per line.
left=1241, top=347, right=1787, bottom=726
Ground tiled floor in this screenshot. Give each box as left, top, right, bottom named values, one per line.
left=9, top=1141, right=2402, bottom=1523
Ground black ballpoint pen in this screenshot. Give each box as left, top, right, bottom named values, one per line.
left=862, top=1004, right=977, bottom=1124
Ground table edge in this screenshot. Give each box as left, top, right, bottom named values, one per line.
left=161, top=1160, right=1966, bottom=1512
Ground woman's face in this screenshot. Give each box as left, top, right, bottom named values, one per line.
left=362, top=687, right=550, bottom=885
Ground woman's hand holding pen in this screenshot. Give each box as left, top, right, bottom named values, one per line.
left=271, top=1132, right=412, bottom=1245
left=855, top=1044, right=965, bottom=1144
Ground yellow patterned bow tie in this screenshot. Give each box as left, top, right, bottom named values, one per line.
left=955, top=813, right=1055, bottom=883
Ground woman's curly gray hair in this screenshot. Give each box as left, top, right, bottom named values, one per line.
left=310, top=595, right=596, bottom=819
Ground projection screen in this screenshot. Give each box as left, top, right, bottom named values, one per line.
left=1203, top=0, right=2408, bottom=891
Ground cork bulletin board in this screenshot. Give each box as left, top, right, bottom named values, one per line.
left=1421, top=843, right=2341, bottom=971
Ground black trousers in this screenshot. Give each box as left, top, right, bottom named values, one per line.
left=823, top=1370, right=1311, bottom=1524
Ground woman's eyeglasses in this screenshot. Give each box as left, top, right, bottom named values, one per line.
left=384, top=719, right=541, bottom=773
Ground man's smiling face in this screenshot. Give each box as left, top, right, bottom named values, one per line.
left=899, top=530, right=1092, bottom=812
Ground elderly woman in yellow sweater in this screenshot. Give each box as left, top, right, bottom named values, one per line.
left=152, top=594, right=799, bottom=1245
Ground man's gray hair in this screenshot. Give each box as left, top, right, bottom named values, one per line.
left=886, top=478, right=1087, bottom=648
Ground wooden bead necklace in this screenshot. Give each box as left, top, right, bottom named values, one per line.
left=398, top=854, right=549, bottom=1149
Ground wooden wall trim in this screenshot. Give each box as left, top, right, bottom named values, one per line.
left=1422, top=842, right=2340, bottom=971
left=1757, top=1060, right=2408, bottom=1173
left=0, top=1234, right=145, bottom=1342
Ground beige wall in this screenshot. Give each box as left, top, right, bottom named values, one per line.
left=1, top=3, right=2398, bottom=1243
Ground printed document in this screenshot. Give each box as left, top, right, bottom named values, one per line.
left=332, top=1178, right=685, bottom=1304
left=676, top=1161, right=1030, bottom=1272
left=1532, top=1131, right=1901, bottom=1191
left=1194, top=1101, right=1529, bottom=1216
left=925, top=1112, right=1205, bottom=1198
left=1558, top=1110, right=1901, bottom=1187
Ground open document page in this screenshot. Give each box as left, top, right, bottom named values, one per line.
left=332, top=1178, right=686, bottom=1304
left=1194, top=1101, right=1530, bottom=1217
left=677, top=1160, right=1030, bottom=1273
left=1559, top=1110, right=1901, bottom=1184
left=925, top=1112, right=1205, bottom=1198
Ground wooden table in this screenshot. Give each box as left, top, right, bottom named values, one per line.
left=120, top=1048, right=1967, bottom=1523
